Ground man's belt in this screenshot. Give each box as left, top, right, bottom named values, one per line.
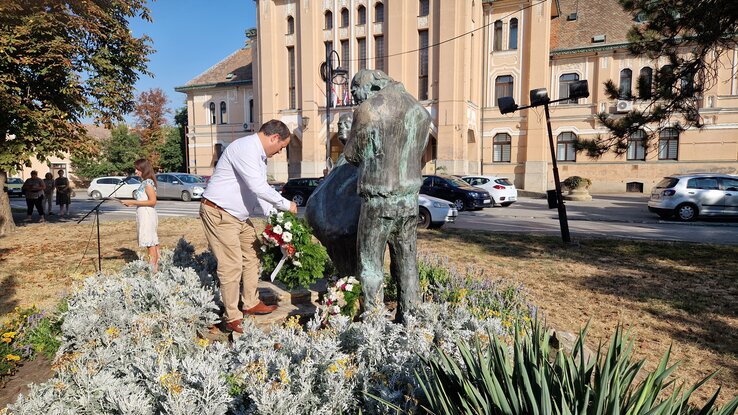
left=201, top=198, right=225, bottom=212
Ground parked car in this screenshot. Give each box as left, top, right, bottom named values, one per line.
left=418, top=194, right=458, bottom=229
left=269, top=181, right=286, bottom=193
left=88, top=176, right=142, bottom=199
left=155, top=173, right=206, bottom=202
left=281, top=177, right=323, bottom=206
left=3, top=177, right=24, bottom=197
left=462, top=175, right=518, bottom=206
left=420, top=174, right=492, bottom=211
left=648, top=173, right=738, bottom=221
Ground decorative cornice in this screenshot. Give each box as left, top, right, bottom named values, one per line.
left=174, top=80, right=252, bottom=93
left=551, top=42, right=631, bottom=56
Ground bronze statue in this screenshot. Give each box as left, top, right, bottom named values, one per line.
left=344, top=69, right=431, bottom=321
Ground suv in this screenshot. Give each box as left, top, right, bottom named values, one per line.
left=648, top=173, right=738, bottom=221
left=420, top=174, right=492, bottom=211
left=281, top=177, right=323, bottom=206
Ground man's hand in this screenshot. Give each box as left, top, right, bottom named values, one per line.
left=289, top=201, right=298, bottom=214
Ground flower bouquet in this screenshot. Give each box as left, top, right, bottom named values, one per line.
left=259, top=211, right=329, bottom=289
left=324, top=276, right=362, bottom=319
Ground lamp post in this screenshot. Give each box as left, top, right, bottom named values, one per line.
left=320, top=49, right=349, bottom=173
left=498, top=80, right=589, bottom=243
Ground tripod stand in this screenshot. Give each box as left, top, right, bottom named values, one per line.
left=77, top=179, right=132, bottom=272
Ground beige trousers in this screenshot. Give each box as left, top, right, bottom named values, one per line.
left=199, top=203, right=260, bottom=323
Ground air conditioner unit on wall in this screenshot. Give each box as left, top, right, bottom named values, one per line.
left=616, top=100, right=633, bottom=113
left=243, top=122, right=254, bottom=131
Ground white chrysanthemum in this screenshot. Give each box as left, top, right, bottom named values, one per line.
left=276, top=212, right=284, bottom=223
left=292, top=260, right=302, bottom=268
left=284, top=221, right=292, bottom=231
left=344, top=283, right=353, bottom=292
left=260, top=245, right=267, bottom=252
left=282, top=232, right=292, bottom=243
left=273, top=225, right=283, bottom=235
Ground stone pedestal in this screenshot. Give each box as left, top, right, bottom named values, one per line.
left=563, top=188, right=592, bottom=201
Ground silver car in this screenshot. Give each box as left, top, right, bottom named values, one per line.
left=155, top=173, right=206, bottom=202
left=418, top=194, right=458, bottom=229
left=648, top=173, right=738, bottom=221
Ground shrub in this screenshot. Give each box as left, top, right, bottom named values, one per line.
left=562, top=175, right=592, bottom=190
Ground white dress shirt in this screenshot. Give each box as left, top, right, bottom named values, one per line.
left=202, top=133, right=291, bottom=221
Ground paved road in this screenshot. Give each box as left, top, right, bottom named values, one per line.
left=11, top=193, right=738, bottom=245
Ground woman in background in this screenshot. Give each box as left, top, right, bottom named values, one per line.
left=54, top=169, right=72, bottom=216
left=119, top=159, right=160, bottom=272
left=43, top=172, right=54, bottom=215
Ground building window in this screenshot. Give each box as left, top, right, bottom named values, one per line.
left=418, top=30, right=429, bottom=100
left=374, top=35, right=385, bottom=72
left=375, top=2, right=384, bottom=23
left=658, top=128, right=679, bottom=160
left=219, top=101, right=227, bottom=124
left=493, top=133, right=512, bottom=162
left=287, top=47, right=296, bottom=109
left=559, top=73, right=580, bottom=104
left=357, top=38, right=367, bottom=70
left=324, top=10, right=333, bottom=30
left=286, top=16, right=294, bottom=35
left=341, top=39, right=349, bottom=70
left=638, top=67, right=652, bottom=99
left=657, top=64, right=673, bottom=96
left=419, top=0, right=429, bottom=16
left=493, top=20, right=503, bottom=51
left=357, top=5, right=366, bottom=25
left=209, top=102, right=216, bottom=124
left=494, top=75, right=514, bottom=105
left=248, top=99, right=254, bottom=123
left=557, top=132, right=576, bottom=161
left=680, top=70, right=695, bottom=97
left=627, top=129, right=646, bottom=161
left=508, top=18, right=518, bottom=50
left=619, top=68, right=632, bottom=99
left=341, top=8, right=349, bottom=27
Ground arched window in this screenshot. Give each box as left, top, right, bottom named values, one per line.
left=419, top=0, right=429, bottom=16
left=209, top=102, right=216, bottom=125
left=559, top=73, right=580, bottom=104
left=324, top=10, right=333, bottom=30
left=658, top=128, right=679, bottom=160
left=619, top=68, right=633, bottom=99
left=508, top=18, right=518, bottom=50
left=340, top=8, right=349, bottom=27
left=638, top=67, right=652, bottom=99
left=357, top=5, right=366, bottom=25
left=680, top=69, right=695, bottom=97
left=493, top=133, right=512, bottom=162
left=557, top=132, right=576, bottom=161
left=627, top=129, right=646, bottom=161
left=494, top=75, right=514, bottom=105
left=375, top=2, right=384, bottom=23
left=219, top=101, right=227, bottom=124
left=286, top=16, right=295, bottom=35
left=656, top=64, right=673, bottom=96
left=493, top=20, right=503, bottom=51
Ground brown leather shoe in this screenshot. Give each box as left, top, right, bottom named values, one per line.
left=224, top=319, right=244, bottom=334
left=243, top=301, right=278, bottom=315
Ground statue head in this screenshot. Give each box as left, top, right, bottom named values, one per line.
left=350, top=69, right=393, bottom=104
left=337, top=113, right=353, bottom=145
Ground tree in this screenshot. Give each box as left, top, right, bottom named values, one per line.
left=158, top=126, right=184, bottom=172
left=174, top=106, right=189, bottom=172
left=133, top=88, right=170, bottom=168
left=0, top=0, right=152, bottom=235
left=580, top=0, right=738, bottom=158
left=71, top=125, right=143, bottom=180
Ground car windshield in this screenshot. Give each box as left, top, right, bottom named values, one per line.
left=175, top=175, right=201, bottom=184
left=655, top=178, right=679, bottom=188
left=8, top=178, right=22, bottom=184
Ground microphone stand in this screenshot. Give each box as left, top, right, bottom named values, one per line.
left=77, top=178, right=133, bottom=273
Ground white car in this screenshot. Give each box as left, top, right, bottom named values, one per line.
left=418, top=194, right=458, bottom=229
left=88, top=176, right=142, bottom=200
left=462, top=175, right=518, bottom=206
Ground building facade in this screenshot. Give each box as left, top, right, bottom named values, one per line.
left=179, top=0, right=738, bottom=192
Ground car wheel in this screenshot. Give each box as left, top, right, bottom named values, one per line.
left=91, top=190, right=102, bottom=200
left=453, top=198, right=465, bottom=212
left=675, top=203, right=698, bottom=221
left=181, top=191, right=192, bottom=202
left=417, top=207, right=432, bottom=229
left=292, top=193, right=305, bottom=207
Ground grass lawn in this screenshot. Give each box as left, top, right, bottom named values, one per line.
left=0, top=218, right=736, bottom=404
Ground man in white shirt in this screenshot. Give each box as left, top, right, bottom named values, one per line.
left=200, top=119, right=298, bottom=334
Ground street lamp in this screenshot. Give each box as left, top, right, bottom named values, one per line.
left=498, top=80, right=589, bottom=243
left=320, top=49, right=349, bottom=173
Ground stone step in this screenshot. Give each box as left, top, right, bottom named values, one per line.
left=257, top=278, right=327, bottom=307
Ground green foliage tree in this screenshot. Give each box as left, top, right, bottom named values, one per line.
left=0, top=0, right=152, bottom=235
left=158, top=126, right=184, bottom=173
left=580, top=0, right=738, bottom=158
left=71, top=125, right=143, bottom=181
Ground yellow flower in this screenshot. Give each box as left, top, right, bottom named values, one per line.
left=105, top=327, right=120, bottom=337
left=5, top=354, right=21, bottom=361
left=279, top=368, right=290, bottom=384
left=284, top=316, right=301, bottom=330
left=328, top=363, right=339, bottom=373
left=2, top=332, right=16, bottom=339
left=196, top=338, right=209, bottom=348
left=159, top=372, right=183, bottom=394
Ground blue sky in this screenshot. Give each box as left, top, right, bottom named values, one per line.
left=128, top=1, right=257, bottom=122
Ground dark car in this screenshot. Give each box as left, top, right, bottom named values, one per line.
left=281, top=177, right=323, bottom=206
left=420, top=174, right=492, bottom=211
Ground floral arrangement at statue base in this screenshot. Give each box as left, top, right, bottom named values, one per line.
left=323, top=276, right=361, bottom=320
left=259, top=211, right=329, bottom=290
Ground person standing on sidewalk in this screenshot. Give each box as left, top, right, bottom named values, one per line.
left=42, top=173, right=55, bottom=215
left=200, top=120, right=297, bottom=334
left=21, top=171, right=46, bottom=223
left=54, top=170, right=72, bottom=217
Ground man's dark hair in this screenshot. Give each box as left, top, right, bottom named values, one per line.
left=259, top=119, right=291, bottom=140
